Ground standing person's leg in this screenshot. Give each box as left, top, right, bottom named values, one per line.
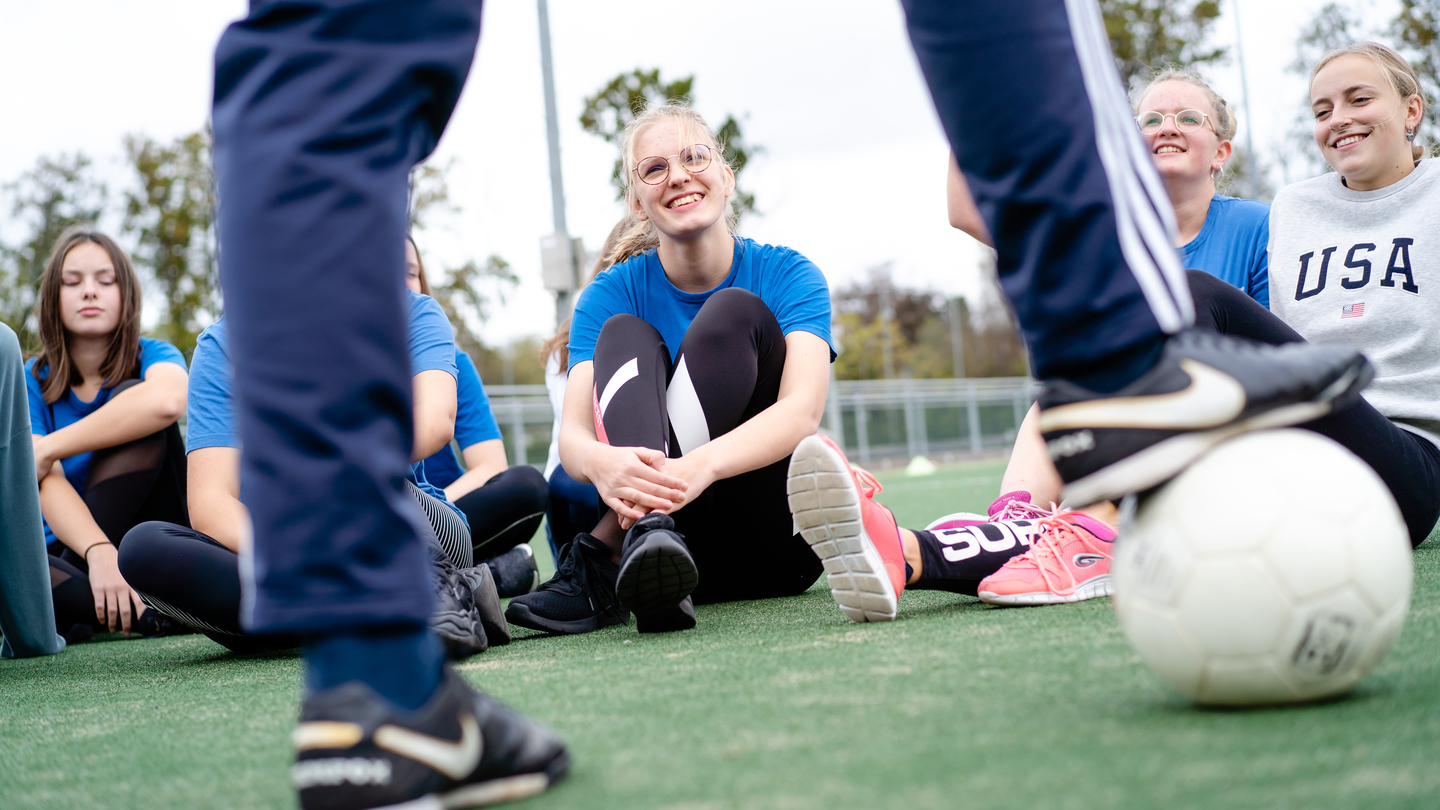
left=212, top=2, right=564, bottom=807
left=900, top=0, right=1371, bottom=506
left=0, top=322, right=65, bottom=658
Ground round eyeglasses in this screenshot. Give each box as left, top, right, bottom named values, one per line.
left=1136, top=109, right=1213, bottom=134
left=632, top=144, right=715, bottom=185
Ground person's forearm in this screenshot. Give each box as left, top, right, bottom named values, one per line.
left=190, top=493, right=250, bottom=553
left=39, top=474, right=111, bottom=554
left=684, top=395, right=823, bottom=483
left=39, top=382, right=183, bottom=464
left=442, top=462, right=506, bottom=502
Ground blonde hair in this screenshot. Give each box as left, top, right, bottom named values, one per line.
left=1311, top=41, right=1428, bottom=162
left=1132, top=65, right=1238, bottom=142
left=605, top=103, right=738, bottom=265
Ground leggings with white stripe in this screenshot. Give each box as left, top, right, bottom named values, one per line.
left=592, top=288, right=823, bottom=604
left=902, top=0, right=1190, bottom=383
left=115, top=480, right=469, bottom=651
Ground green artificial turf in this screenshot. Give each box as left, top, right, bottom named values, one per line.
left=3, top=457, right=1439, bottom=809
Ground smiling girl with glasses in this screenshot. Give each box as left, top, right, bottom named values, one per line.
left=506, top=103, right=836, bottom=635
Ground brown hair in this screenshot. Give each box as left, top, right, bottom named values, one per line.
left=407, top=234, right=432, bottom=296
left=32, top=227, right=143, bottom=404
left=539, top=216, right=636, bottom=372
left=1311, top=41, right=1428, bottom=162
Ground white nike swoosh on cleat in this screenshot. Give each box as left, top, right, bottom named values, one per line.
left=374, top=712, right=482, bottom=780
left=1039, top=360, right=1245, bottom=431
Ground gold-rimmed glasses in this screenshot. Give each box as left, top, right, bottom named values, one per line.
left=632, top=144, right=716, bottom=185
left=1136, top=109, right=1214, bottom=134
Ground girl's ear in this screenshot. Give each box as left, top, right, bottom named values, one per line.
left=1212, top=140, right=1233, bottom=174
left=723, top=162, right=735, bottom=199
left=630, top=191, right=649, bottom=222
left=1406, top=93, right=1425, bottom=132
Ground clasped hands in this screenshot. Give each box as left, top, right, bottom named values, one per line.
left=587, top=444, right=717, bottom=530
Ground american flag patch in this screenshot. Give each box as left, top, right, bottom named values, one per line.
left=1341, top=303, right=1365, bottom=318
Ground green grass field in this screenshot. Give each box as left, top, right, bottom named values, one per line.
left=4, top=457, right=1439, bottom=809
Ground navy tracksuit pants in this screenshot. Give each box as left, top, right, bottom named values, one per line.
left=210, top=0, right=1181, bottom=637
left=212, top=0, right=483, bottom=635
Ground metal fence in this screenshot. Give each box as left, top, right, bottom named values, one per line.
left=487, top=377, right=1038, bottom=469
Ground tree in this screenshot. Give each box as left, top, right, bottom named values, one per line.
left=1393, top=0, right=1440, bottom=141
left=0, top=153, right=108, bottom=355
left=123, top=130, right=217, bottom=360
left=579, top=68, right=759, bottom=220
left=1102, top=0, right=1227, bottom=91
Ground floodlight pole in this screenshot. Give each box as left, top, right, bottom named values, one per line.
left=537, top=0, right=580, bottom=325
left=1233, top=0, right=1260, bottom=200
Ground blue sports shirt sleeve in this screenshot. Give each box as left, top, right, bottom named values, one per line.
left=407, top=291, right=458, bottom=378
left=764, top=248, right=835, bottom=354
left=566, top=270, right=628, bottom=367
left=1250, top=217, right=1271, bottom=309
left=185, top=322, right=239, bottom=451
left=453, top=350, right=501, bottom=447
left=137, top=337, right=188, bottom=375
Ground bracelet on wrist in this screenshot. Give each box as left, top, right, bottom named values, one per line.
left=82, top=540, right=111, bottom=559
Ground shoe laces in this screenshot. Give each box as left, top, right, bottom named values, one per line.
left=428, top=541, right=474, bottom=611
left=539, top=536, right=626, bottom=621
left=849, top=464, right=883, bottom=499
left=1005, top=512, right=1109, bottom=593
left=992, top=498, right=1056, bottom=523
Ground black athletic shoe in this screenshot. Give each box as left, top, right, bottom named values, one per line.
left=615, top=513, right=699, bottom=633
left=428, top=542, right=488, bottom=659
left=504, top=533, right=627, bottom=635
left=1040, top=330, right=1373, bottom=506
left=485, top=544, right=539, bottom=598
left=293, top=666, right=569, bottom=810
left=458, top=563, right=511, bottom=647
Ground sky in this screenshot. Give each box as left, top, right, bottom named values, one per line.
left=0, top=0, right=1391, bottom=344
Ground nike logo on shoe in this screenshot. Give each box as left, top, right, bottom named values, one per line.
left=1039, top=360, right=1245, bottom=431
left=374, top=712, right=483, bottom=780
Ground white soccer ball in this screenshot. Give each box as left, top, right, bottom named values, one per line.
left=1111, top=429, right=1412, bottom=706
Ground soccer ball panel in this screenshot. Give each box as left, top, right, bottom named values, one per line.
left=1116, top=600, right=1205, bottom=697
left=1197, top=658, right=1297, bottom=706
left=1177, top=559, right=1290, bottom=658
left=1261, top=514, right=1350, bottom=599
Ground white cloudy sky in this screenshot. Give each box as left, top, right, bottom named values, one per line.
left=0, top=0, right=1391, bottom=344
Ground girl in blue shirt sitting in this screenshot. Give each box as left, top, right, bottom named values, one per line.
left=28, top=228, right=190, bottom=640
left=506, top=104, right=835, bottom=635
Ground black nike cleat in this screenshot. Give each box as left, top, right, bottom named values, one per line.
left=458, top=563, right=510, bottom=647
left=504, top=533, right=628, bottom=635
left=615, top=513, right=699, bottom=633
left=1040, top=330, right=1372, bottom=506
left=292, top=666, right=568, bottom=810
left=428, top=541, right=488, bottom=659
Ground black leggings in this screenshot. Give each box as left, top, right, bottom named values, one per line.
left=592, top=287, right=823, bottom=603
left=47, top=385, right=189, bottom=637
left=117, top=480, right=470, bottom=652
left=1188, top=269, right=1440, bottom=547
left=452, top=465, right=548, bottom=560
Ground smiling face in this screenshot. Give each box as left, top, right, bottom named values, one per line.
left=57, top=241, right=122, bottom=338
left=627, top=121, right=735, bottom=242
left=1137, top=80, right=1231, bottom=192
left=1311, top=54, right=1423, bottom=191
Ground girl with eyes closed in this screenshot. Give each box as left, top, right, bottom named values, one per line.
left=505, top=103, right=835, bottom=635
left=28, top=227, right=190, bottom=641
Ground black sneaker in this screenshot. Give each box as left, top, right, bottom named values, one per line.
left=428, top=541, right=488, bottom=659
left=615, top=513, right=699, bottom=633
left=484, top=544, right=540, bottom=598
left=458, top=563, right=511, bottom=647
left=1039, top=330, right=1372, bottom=506
left=504, top=533, right=627, bottom=635
left=293, top=666, right=568, bottom=810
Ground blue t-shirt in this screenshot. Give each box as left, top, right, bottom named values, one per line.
left=27, top=337, right=187, bottom=545
left=1181, top=194, right=1271, bottom=308
left=186, top=290, right=465, bottom=523
left=569, top=237, right=835, bottom=365
left=421, top=349, right=503, bottom=490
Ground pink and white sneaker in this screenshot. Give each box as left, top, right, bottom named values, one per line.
left=976, top=511, right=1117, bottom=606
left=787, top=433, right=906, bottom=623
left=924, top=490, right=1055, bottom=531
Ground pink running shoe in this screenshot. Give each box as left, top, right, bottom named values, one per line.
left=976, top=511, right=1117, bottom=606
left=787, top=433, right=906, bottom=622
left=924, top=491, right=1055, bottom=531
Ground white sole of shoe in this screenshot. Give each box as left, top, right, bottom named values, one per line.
left=786, top=436, right=898, bottom=623
left=978, top=574, right=1114, bottom=606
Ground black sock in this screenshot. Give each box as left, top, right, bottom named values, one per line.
left=911, top=524, right=1037, bottom=596
left=1060, top=334, right=1166, bottom=394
